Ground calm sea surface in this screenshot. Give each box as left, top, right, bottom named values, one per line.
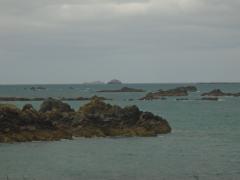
left=0, top=83, right=240, bottom=180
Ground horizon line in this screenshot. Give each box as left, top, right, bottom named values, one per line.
left=0, top=81, right=240, bottom=86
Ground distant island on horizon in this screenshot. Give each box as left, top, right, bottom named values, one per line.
left=1, top=81, right=240, bottom=86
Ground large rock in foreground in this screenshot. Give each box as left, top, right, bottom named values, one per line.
left=0, top=98, right=171, bottom=143
left=74, top=97, right=171, bottom=137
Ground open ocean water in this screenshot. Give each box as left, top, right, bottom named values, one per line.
left=0, top=83, right=240, bottom=180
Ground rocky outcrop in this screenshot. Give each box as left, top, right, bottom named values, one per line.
left=97, top=87, right=145, bottom=93
left=140, top=88, right=187, bottom=100
left=202, top=89, right=240, bottom=97
left=140, top=86, right=197, bottom=100
left=0, top=97, right=171, bottom=143
left=73, top=97, right=171, bottom=137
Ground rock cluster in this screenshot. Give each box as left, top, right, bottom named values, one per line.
left=140, top=86, right=197, bottom=100
left=0, top=97, right=171, bottom=143
left=202, top=89, right=240, bottom=97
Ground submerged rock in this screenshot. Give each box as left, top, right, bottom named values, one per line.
left=0, top=97, right=171, bottom=142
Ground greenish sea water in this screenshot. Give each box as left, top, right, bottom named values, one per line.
left=0, top=83, right=240, bottom=180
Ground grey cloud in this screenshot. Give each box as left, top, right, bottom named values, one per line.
left=0, top=0, right=239, bottom=83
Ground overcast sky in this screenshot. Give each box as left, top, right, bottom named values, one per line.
left=0, top=0, right=239, bottom=84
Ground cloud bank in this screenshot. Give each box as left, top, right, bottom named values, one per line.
left=0, top=0, right=239, bottom=83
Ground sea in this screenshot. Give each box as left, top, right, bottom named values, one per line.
left=0, top=83, right=239, bottom=180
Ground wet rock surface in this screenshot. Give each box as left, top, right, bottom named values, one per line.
left=0, top=97, right=171, bottom=143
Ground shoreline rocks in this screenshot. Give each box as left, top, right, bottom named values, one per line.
left=0, top=97, right=171, bottom=143
left=97, top=87, right=145, bottom=93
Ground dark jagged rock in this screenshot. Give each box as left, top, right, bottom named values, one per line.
left=202, top=89, right=240, bottom=97
left=97, top=87, right=145, bottom=93
left=0, top=97, right=171, bottom=143
left=107, top=79, right=122, bottom=84
left=74, top=97, right=171, bottom=137
left=39, top=98, right=74, bottom=113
